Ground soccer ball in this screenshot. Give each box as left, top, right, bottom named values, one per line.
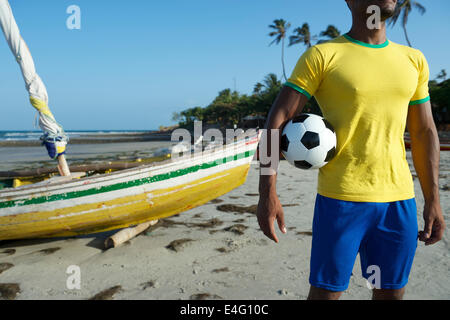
left=280, top=113, right=336, bottom=169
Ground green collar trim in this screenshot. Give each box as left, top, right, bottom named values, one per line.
left=344, top=33, right=389, bottom=49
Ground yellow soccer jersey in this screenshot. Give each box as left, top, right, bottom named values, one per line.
left=286, top=34, right=430, bottom=202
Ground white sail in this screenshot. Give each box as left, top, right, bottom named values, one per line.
left=0, top=0, right=66, bottom=140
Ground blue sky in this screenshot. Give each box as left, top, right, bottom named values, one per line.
left=1, top=0, right=449, bottom=130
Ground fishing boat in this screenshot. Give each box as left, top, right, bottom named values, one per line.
left=0, top=1, right=262, bottom=242
left=0, top=133, right=260, bottom=240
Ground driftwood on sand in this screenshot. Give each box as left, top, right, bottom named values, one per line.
left=104, top=220, right=159, bottom=249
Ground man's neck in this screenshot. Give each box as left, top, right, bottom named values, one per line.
left=347, top=19, right=388, bottom=45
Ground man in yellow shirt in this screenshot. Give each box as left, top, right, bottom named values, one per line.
left=257, top=0, right=445, bottom=300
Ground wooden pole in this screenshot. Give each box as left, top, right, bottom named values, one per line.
left=57, top=154, right=71, bottom=177
left=104, top=220, right=158, bottom=249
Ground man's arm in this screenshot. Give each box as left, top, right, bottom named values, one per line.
left=406, top=100, right=445, bottom=245
left=257, top=86, right=309, bottom=243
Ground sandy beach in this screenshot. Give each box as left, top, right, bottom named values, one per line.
left=0, top=142, right=449, bottom=300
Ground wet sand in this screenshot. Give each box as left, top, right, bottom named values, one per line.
left=0, top=143, right=449, bottom=300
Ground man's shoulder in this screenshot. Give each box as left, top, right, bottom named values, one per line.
left=311, top=35, right=348, bottom=53
left=299, top=36, right=348, bottom=63
left=388, top=40, right=426, bottom=60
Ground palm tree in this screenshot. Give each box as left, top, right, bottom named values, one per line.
left=318, top=25, right=341, bottom=43
left=262, top=73, right=282, bottom=92
left=436, top=69, right=447, bottom=81
left=388, top=0, right=426, bottom=47
left=289, top=23, right=316, bottom=49
left=268, top=19, right=291, bottom=81
left=253, top=82, right=264, bottom=95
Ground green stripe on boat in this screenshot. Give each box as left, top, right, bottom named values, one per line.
left=0, top=150, right=255, bottom=209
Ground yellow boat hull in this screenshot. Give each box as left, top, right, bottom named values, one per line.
left=0, top=165, right=249, bottom=240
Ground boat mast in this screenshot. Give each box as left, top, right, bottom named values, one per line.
left=0, top=0, right=67, bottom=142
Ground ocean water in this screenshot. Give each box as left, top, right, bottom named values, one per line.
left=0, top=130, right=151, bottom=141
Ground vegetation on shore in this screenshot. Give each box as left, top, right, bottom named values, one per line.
left=172, top=73, right=286, bottom=130
left=430, top=77, right=450, bottom=127
left=171, top=72, right=319, bottom=131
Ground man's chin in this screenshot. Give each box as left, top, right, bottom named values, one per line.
left=379, top=1, right=398, bottom=20
left=380, top=8, right=396, bottom=21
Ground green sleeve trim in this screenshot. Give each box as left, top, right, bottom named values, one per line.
left=284, top=82, right=312, bottom=99
left=409, top=96, right=430, bottom=105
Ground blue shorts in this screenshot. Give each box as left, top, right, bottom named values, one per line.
left=310, top=193, right=418, bottom=292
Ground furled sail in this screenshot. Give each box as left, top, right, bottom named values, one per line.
left=0, top=0, right=67, bottom=142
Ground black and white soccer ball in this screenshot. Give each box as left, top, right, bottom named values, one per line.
left=281, top=113, right=337, bottom=169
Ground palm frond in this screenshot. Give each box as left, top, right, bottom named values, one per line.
left=388, top=5, right=402, bottom=27
left=320, top=25, right=341, bottom=39
left=412, top=1, right=426, bottom=14
left=269, top=36, right=281, bottom=46
left=402, top=5, right=411, bottom=27
left=388, top=0, right=426, bottom=28
left=288, top=35, right=304, bottom=47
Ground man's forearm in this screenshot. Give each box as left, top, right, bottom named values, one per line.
left=258, top=89, right=292, bottom=194
left=258, top=87, right=307, bottom=195
left=259, top=173, right=277, bottom=194
left=410, top=127, right=440, bottom=203
left=258, top=128, right=281, bottom=194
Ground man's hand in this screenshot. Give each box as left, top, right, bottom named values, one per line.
left=419, top=200, right=446, bottom=246
left=257, top=191, right=287, bottom=243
